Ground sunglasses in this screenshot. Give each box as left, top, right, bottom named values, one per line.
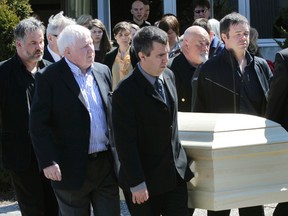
left=194, top=8, right=208, bottom=14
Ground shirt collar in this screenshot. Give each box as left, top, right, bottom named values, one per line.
left=47, top=45, right=61, bottom=62
left=137, top=63, right=164, bottom=85
left=64, top=57, right=93, bottom=76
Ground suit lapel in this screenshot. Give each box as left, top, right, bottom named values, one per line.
left=91, top=67, right=108, bottom=109
left=59, top=59, right=86, bottom=107
left=163, top=70, right=176, bottom=104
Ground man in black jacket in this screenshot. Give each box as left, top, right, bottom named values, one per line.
left=112, top=26, right=193, bottom=216
left=194, top=12, right=273, bottom=216
left=265, top=48, right=288, bottom=216
left=0, top=17, right=58, bottom=216
left=168, top=25, right=210, bottom=112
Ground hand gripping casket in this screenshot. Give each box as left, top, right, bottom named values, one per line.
left=178, top=112, right=288, bottom=211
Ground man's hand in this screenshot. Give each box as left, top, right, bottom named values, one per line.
left=43, top=164, right=62, bottom=181
left=132, top=188, right=149, bottom=204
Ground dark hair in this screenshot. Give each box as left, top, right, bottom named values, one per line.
left=133, top=26, right=168, bottom=57
left=88, top=19, right=112, bottom=62
left=192, top=0, right=211, bottom=10
left=113, top=21, right=131, bottom=36
left=193, top=18, right=211, bottom=34
left=14, top=17, right=45, bottom=41
left=158, top=14, right=180, bottom=36
left=220, top=12, right=249, bottom=38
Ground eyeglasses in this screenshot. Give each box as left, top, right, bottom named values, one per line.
left=194, top=8, right=208, bottom=14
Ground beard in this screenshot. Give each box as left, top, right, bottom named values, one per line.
left=200, top=53, right=209, bottom=63
left=23, top=49, right=44, bottom=62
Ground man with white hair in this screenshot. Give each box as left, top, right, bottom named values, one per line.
left=168, top=25, right=210, bottom=112
left=43, top=11, right=76, bottom=62
left=30, top=24, right=120, bottom=216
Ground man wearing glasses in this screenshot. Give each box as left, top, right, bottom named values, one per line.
left=43, top=11, right=75, bottom=62
left=181, top=0, right=211, bottom=34
left=193, top=0, right=211, bottom=20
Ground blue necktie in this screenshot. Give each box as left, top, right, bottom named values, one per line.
left=155, top=77, right=166, bottom=102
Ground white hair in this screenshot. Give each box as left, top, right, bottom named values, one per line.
left=208, top=18, right=221, bottom=41
left=57, top=24, right=91, bottom=56
left=46, top=11, right=76, bottom=39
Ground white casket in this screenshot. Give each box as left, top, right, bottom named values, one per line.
left=178, top=112, right=288, bottom=211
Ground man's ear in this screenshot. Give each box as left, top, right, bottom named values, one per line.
left=15, top=40, right=22, bottom=49
left=138, top=51, right=145, bottom=61
left=221, top=33, right=227, bottom=43
left=47, top=33, right=53, bottom=42
left=64, top=47, right=71, bottom=56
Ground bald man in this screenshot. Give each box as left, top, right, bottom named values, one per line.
left=130, top=0, right=151, bottom=28
left=168, top=25, right=210, bottom=111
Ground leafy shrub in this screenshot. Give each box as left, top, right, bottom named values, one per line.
left=0, top=0, right=33, bottom=61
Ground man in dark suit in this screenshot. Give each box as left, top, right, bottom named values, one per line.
left=0, top=17, right=58, bottom=216
left=43, top=11, right=75, bottom=62
left=194, top=12, right=273, bottom=216
left=168, top=25, right=210, bottom=112
left=29, top=24, right=120, bottom=216
left=112, top=26, right=194, bottom=216
left=265, top=48, right=288, bottom=216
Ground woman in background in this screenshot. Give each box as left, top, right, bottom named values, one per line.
left=157, top=14, right=181, bottom=58
left=89, top=19, right=112, bottom=63
left=104, top=21, right=138, bottom=89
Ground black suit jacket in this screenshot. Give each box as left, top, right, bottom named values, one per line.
left=0, top=54, right=51, bottom=171
left=194, top=48, right=273, bottom=116
left=168, top=52, right=197, bottom=112
left=29, top=58, right=115, bottom=189
left=112, top=66, right=193, bottom=196
left=266, top=48, right=288, bottom=131
left=43, top=46, right=56, bottom=63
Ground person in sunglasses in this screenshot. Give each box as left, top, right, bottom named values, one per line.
left=180, top=0, right=211, bottom=34
left=193, top=0, right=211, bottom=21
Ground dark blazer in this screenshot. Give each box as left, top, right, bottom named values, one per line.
left=168, top=52, right=197, bottom=112
left=103, top=46, right=138, bottom=71
left=112, top=66, right=193, bottom=196
left=0, top=54, right=51, bottom=171
left=29, top=58, right=115, bottom=190
left=265, top=48, right=288, bottom=131
left=43, top=46, right=55, bottom=63
left=194, top=48, right=273, bottom=116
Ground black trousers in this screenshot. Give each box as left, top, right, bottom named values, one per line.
left=207, top=205, right=265, bottom=216
left=9, top=155, right=59, bottom=216
left=124, top=174, right=191, bottom=216
left=273, top=202, right=288, bottom=216
left=53, top=150, right=120, bottom=216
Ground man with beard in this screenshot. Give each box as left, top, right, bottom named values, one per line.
left=130, top=0, right=151, bottom=28
left=168, top=25, right=210, bottom=112
left=194, top=12, right=272, bottom=216
left=0, top=17, right=59, bottom=216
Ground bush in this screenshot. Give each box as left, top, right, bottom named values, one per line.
left=0, top=0, right=33, bottom=61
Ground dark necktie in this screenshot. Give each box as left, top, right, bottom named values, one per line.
left=154, top=77, right=166, bottom=103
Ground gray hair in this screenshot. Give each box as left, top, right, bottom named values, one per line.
left=133, top=26, right=168, bottom=57
left=46, top=11, right=76, bottom=39
left=57, top=24, right=91, bottom=56
left=14, top=17, right=45, bottom=41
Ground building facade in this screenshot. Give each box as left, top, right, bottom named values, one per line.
left=30, top=0, right=287, bottom=60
